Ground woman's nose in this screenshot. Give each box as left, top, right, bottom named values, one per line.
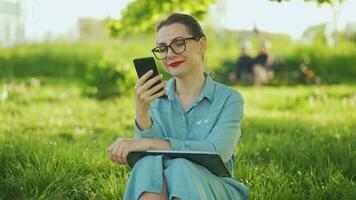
left=166, top=47, right=177, bottom=58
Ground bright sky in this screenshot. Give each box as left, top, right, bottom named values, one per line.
left=24, top=0, right=356, bottom=41
left=215, top=0, right=356, bottom=39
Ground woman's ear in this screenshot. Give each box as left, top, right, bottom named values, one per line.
left=199, top=37, right=207, bottom=55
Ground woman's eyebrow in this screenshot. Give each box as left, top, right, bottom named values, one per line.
left=158, top=36, right=184, bottom=45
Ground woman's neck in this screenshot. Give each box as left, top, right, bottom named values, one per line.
left=175, top=69, right=205, bottom=100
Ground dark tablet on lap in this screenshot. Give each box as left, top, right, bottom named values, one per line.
left=127, top=150, right=231, bottom=177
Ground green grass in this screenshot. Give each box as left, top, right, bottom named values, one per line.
left=0, top=81, right=355, bottom=199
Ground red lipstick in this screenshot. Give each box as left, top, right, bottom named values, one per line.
left=168, top=60, right=184, bottom=68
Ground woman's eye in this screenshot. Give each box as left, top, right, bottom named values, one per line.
left=174, top=40, right=185, bottom=46
left=155, top=47, right=167, bottom=53
left=175, top=40, right=184, bottom=45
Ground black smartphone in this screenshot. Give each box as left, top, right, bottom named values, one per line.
left=133, top=57, right=166, bottom=98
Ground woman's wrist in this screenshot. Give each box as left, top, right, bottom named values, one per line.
left=135, top=112, right=152, bottom=130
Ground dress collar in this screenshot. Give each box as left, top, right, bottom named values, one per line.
left=166, top=72, right=215, bottom=102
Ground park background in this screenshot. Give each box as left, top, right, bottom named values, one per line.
left=0, top=0, right=355, bottom=199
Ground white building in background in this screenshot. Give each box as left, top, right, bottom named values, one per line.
left=0, top=0, right=25, bottom=47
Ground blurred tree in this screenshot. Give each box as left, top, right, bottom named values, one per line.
left=345, top=22, right=356, bottom=44
left=107, top=0, right=216, bottom=37
left=301, top=23, right=327, bottom=44
left=272, top=0, right=345, bottom=46
left=79, top=18, right=108, bottom=41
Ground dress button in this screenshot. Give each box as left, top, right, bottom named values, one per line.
left=182, top=116, right=185, bottom=119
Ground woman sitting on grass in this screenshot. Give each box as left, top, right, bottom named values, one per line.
left=107, top=13, right=248, bottom=200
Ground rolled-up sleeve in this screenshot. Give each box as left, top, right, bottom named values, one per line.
left=165, top=94, right=244, bottom=162
left=134, top=118, right=162, bottom=139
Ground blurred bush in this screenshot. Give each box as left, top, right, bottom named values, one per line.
left=1, top=30, right=355, bottom=98
left=0, top=39, right=148, bottom=99
left=83, top=48, right=137, bottom=99
left=0, top=42, right=101, bottom=81
left=270, top=40, right=356, bottom=85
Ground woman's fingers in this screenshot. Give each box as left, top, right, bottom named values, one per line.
left=116, top=146, right=125, bottom=164
left=122, top=148, right=130, bottom=164
left=109, top=139, right=131, bottom=165
left=138, top=74, right=163, bottom=94
left=137, top=70, right=154, bottom=86
left=147, top=87, right=167, bottom=102
left=135, top=73, right=165, bottom=116
left=136, top=76, right=165, bottom=106
left=144, top=80, right=167, bottom=97
left=111, top=141, right=122, bottom=164
left=107, top=138, right=150, bottom=165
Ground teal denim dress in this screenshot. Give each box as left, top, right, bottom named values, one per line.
left=124, top=73, right=248, bottom=200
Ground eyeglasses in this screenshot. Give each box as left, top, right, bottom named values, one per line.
left=151, top=37, right=200, bottom=60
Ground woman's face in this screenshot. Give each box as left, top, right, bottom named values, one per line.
left=156, top=23, right=206, bottom=78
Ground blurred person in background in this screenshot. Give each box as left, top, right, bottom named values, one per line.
left=233, top=40, right=254, bottom=85
left=253, top=40, right=274, bottom=85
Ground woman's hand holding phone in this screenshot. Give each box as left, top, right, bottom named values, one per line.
left=134, top=70, right=167, bottom=130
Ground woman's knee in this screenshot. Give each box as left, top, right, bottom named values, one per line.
left=136, top=155, right=156, bottom=165
left=132, top=155, right=162, bottom=172
left=164, top=158, right=196, bottom=178
left=170, top=158, right=192, bottom=167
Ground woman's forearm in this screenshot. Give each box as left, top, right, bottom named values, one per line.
left=135, top=112, right=152, bottom=130
left=147, top=139, right=171, bottom=150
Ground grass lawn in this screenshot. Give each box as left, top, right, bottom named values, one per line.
left=0, top=80, right=355, bottom=199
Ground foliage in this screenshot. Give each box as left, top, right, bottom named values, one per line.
left=84, top=48, right=137, bottom=99
left=301, top=23, right=328, bottom=44
left=269, top=38, right=356, bottom=85
left=110, top=0, right=344, bottom=37
left=108, top=0, right=216, bottom=37
left=1, top=29, right=356, bottom=99
left=0, top=42, right=101, bottom=81
left=0, top=39, right=149, bottom=99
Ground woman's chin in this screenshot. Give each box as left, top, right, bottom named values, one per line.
left=165, top=64, right=192, bottom=77
left=172, top=69, right=189, bottom=77
left=167, top=66, right=182, bottom=75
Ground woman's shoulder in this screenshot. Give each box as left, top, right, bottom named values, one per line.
left=213, top=80, right=243, bottom=103
left=210, top=80, right=244, bottom=117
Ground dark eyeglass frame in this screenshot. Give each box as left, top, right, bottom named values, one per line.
left=151, top=36, right=200, bottom=60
